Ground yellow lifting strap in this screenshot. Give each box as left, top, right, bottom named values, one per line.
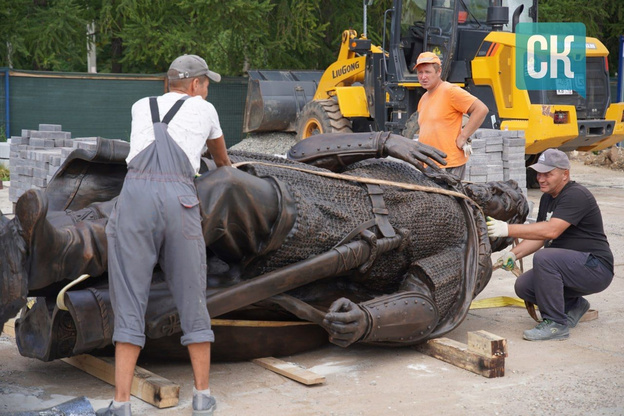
left=469, top=296, right=526, bottom=309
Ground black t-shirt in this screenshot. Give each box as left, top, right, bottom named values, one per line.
left=537, top=181, right=614, bottom=272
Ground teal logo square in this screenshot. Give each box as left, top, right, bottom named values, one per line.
left=516, top=23, right=586, bottom=98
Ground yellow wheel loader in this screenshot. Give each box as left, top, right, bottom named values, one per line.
left=243, top=0, right=624, bottom=168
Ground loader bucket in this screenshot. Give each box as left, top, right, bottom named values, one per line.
left=243, top=69, right=323, bottom=133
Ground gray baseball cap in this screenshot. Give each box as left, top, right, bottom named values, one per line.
left=529, top=148, right=570, bottom=172
left=168, top=54, right=221, bottom=82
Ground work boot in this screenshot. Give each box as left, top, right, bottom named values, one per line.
left=14, top=189, right=108, bottom=290
left=566, top=297, right=590, bottom=328
left=523, top=319, right=569, bottom=341
left=193, top=391, right=217, bottom=416
left=95, top=401, right=131, bottom=416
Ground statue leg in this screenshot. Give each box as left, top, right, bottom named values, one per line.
left=0, top=209, right=28, bottom=328
left=15, top=189, right=109, bottom=291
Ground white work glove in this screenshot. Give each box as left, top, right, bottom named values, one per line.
left=496, top=251, right=517, bottom=271
left=486, top=216, right=509, bottom=237
left=462, top=143, right=473, bottom=157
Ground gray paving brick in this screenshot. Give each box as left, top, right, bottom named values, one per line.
left=38, top=124, right=62, bottom=131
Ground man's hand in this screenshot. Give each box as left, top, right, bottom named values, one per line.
left=496, top=251, right=516, bottom=271
left=384, top=135, right=447, bottom=173
left=322, top=298, right=368, bottom=347
left=487, top=216, right=509, bottom=237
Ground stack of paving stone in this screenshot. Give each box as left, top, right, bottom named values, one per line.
left=465, top=129, right=526, bottom=194
left=8, top=124, right=99, bottom=204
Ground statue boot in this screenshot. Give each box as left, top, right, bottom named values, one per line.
left=15, top=189, right=109, bottom=291
left=0, top=207, right=29, bottom=330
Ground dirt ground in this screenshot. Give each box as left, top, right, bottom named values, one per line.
left=1, top=156, right=623, bottom=416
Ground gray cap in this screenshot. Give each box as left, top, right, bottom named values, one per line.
left=529, top=148, right=570, bottom=172
left=168, top=54, right=221, bottom=82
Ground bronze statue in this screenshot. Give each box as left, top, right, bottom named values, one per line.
left=0, top=132, right=528, bottom=361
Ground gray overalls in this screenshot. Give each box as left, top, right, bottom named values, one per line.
left=106, top=96, right=213, bottom=348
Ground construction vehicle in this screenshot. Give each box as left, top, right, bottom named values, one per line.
left=243, top=0, right=624, bottom=167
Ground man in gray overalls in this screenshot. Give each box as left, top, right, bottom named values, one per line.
left=97, top=55, right=231, bottom=416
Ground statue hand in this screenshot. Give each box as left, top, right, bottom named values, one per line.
left=383, top=135, right=447, bottom=173
left=323, top=297, right=369, bottom=347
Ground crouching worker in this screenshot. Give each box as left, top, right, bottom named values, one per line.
left=97, top=54, right=231, bottom=416
left=487, top=149, right=613, bottom=341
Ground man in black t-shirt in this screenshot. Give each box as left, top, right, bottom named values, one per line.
left=487, top=148, right=614, bottom=341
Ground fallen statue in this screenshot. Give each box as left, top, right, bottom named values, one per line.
left=0, top=132, right=528, bottom=361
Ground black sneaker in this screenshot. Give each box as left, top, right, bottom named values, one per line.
left=566, top=298, right=590, bottom=328
left=193, top=393, right=217, bottom=416
left=523, top=319, right=569, bottom=341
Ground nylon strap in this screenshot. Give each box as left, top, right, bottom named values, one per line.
left=365, top=183, right=396, bottom=238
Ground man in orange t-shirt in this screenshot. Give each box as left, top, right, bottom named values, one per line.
left=415, top=52, right=488, bottom=179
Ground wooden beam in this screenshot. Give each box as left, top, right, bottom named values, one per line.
left=580, top=309, right=598, bottom=323
left=415, top=333, right=506, bottom=378
left=467, top=330, right=508, bottom=358
left=252, top=357, right=325, bottom=385
left=62, top=355, right=179, bottom=408
left=2, top=318, right=15, bottom=338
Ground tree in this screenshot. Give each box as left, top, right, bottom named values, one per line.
left=2, top=1, right=621, bottom=77
left=539, top=0, right=623, bottom=76
left=0, top=0, right=89, bottom=71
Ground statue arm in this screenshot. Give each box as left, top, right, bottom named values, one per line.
left=322, top=275, right=439, bottom=347
left=287, top=132, right=447, bottom=174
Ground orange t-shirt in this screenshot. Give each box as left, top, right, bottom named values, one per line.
left=417, top=81, right=477, bottom=167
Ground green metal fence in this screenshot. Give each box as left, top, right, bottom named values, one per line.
left=0, top=69, right=248, bottom=148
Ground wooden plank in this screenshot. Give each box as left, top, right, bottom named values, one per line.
left=415, top=337, right=505, bottom=378
left=252, top=357, right=325, bottom=385
left=580, top=309, right=598, bottom=323
left=467, top=330, right=508, bottom=358
left=62, top=355, right=179, bottom=408
left=2, top=318, right=15, bottom=338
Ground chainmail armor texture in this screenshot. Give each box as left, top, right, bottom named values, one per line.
left=229, top=151, right=470, bottom=320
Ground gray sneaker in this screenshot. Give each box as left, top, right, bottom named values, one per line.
left=523, top=319, right=569, bottom=341
left=566, top=298, right=590, bottom=328
left=193, top=393, right=217, bottom=416
left=95, top=401, right=131, bottom=416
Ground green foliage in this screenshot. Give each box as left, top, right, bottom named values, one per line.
left=539, top=0, right=624, bottom=75
left=1, top=0, right=89, bottom=71
left=1, top=0, right=621, bottom=77
left=0, top=166, right=9, bottom=182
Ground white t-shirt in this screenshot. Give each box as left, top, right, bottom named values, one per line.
left=126, top=92, right=223, bottom=174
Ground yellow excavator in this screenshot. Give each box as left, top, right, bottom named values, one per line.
left=243, top=0, right=624, bottom=165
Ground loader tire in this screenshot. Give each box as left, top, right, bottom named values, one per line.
left=296, top=99, right=352, bottom=140
left=402, top=112, right=420, bottom=140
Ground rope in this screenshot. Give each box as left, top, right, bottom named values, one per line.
left=232, top=160, right=478, bottom=205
